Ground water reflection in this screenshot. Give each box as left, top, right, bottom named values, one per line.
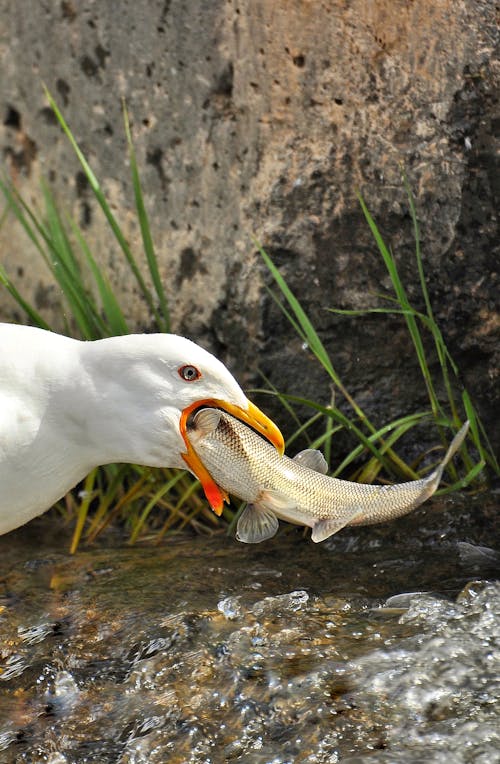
left=0, top=493, right=498, bottom=762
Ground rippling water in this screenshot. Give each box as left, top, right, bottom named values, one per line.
left=0, top=492, right=498, bottom=763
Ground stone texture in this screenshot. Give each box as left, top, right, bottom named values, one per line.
left=0, top=1, right=498, bottom=451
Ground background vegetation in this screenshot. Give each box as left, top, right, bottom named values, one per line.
left=1, top=94, right=495, bottom=550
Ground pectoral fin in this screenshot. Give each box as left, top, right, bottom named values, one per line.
left=236, top=490, right=296, bottom=544
left=236, top=504, right=279, bottom=544
left=192, top=408, right=222, bottom=436
left=293, top=449, right=328, bottom=474
left=311, top=507, right=363, bottom=543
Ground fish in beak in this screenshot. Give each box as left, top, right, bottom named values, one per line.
left=187, top=409, right=470, bottom=544
left=179, top=399, right=284, bottom=515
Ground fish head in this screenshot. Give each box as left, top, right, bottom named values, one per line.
left=181, top=403, right=283, bottom=516
left=185, top=408, right=266, bottom=507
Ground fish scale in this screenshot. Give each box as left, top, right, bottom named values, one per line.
left=188, top=409, right=469, bottom=543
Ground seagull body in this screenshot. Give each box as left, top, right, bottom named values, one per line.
left=0, top=323, right=283, bottom=535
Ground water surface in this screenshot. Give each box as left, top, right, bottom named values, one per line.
left=0, top=492, right=498, bottom=763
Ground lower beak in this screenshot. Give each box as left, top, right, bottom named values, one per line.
left=180, top=398, right=284, bottom=515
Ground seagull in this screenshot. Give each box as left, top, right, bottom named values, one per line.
left=0, top=323, right=284, bottom=535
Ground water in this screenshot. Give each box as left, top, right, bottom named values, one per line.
left=0, top=492, right=498, bottom=763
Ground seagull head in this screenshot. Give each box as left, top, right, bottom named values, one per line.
left=80, top=333, right=284, bottom=515
left=169, top=337, right=284, bottom=515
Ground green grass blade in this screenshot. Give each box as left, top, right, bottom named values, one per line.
left=70, top=469, right=97, bottom=553
left=40, top=184, right=102, bottom=338
left=358, top=195, right=441, bottom=413
left=265, top=285, right=311, bottom=347
left=331, top=411, right=429, bottom=478
left=277, top=393, right=419, bottom=479
left=44, top=87, right=163, bottom=328
left=254, top=373, right=309, bottom=437
left=128, top=471, right=186, bottom=544
left=0, top=262, right=51, bottom=329
left=85, top=464, right=130, bottom=539
left=172, top=478, right=206, bottom=530
left=403, top=175, right=434, bottom=323
left=288, top=411, right=328, bottom=449
left=328, top=306, right=411, bottom=317
left=0, top=201, right=8, bottom=229
left=436, top=459, right=486, bottom=494
left=0, top=178, right=49, bottom=266
left=403, top=178, right=462, bottom=426
left=2, top=178, right=100, bottom=338
left=462, top=390, right=499, bottom=474
left=258, top=245, right=428, bottom=477
left=68, top=216, right=130, bottom=336
left=258, top=241, right=380, bottom=431
left=41, top=181, right=80, bottom=279
left=309, top=420, right=343, bottom=460
left=123, top=102, right=170, bottom=333
left=257, top=241, right=336, bottom=376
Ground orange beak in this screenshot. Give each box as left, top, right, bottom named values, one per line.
left=180, top=399, right=284, bottom=515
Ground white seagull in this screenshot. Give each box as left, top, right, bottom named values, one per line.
left=0, top=323, right=284, bottom=535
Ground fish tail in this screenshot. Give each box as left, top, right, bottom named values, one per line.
left=441, top=420, right=469, bottom=468
left=425, top=419, right=470, bottom=490
left=350, top=421, right=470, bottom=527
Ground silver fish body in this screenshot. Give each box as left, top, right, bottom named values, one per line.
left=187, top=409, right=469, bottom=543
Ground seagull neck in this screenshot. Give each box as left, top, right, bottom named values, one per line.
left=73, top=336, right=183, bottom=469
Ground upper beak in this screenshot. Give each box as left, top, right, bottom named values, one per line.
left=179, top=398, right=284, bottom=515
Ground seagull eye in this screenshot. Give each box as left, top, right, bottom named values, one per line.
left=178, top=364, right=201, bottom=382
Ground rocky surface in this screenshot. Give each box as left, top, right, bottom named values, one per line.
left=0, top=1, right=498, bottom=449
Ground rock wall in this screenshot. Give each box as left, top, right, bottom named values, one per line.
left=0, top=1, right=498, bottom=449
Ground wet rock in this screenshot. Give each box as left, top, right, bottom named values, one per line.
left=0, top=1, right=498, bottom=451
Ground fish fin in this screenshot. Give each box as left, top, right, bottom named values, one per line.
left=236, top=504, right=279, bottom=544
left=423, top=419, right=471, bottom=492
left=311, top=508, right=363, bottom=543
left=293, top=449, right=328, bottom=474
left=441, top=420, right=469, bottom=468
left=192, top=408, right=222, bottom=436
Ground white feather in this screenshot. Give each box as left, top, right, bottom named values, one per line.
left=0, top=323, right=249, bottom=534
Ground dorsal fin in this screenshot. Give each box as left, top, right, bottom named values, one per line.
left=293, top=449, right=328, bottom=474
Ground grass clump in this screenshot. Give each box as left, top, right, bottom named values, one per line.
left=256, top=182, right=497, bottom=491
left=0, top=93, right=493, bottom=550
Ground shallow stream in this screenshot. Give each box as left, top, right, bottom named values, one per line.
left=0, top=492, right=498, bottom=763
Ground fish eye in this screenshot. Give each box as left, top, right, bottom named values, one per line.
left=178, top=364, right=202, bottom=382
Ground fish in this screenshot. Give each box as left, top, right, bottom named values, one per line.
left=187, top=409, right=470, bottom=543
